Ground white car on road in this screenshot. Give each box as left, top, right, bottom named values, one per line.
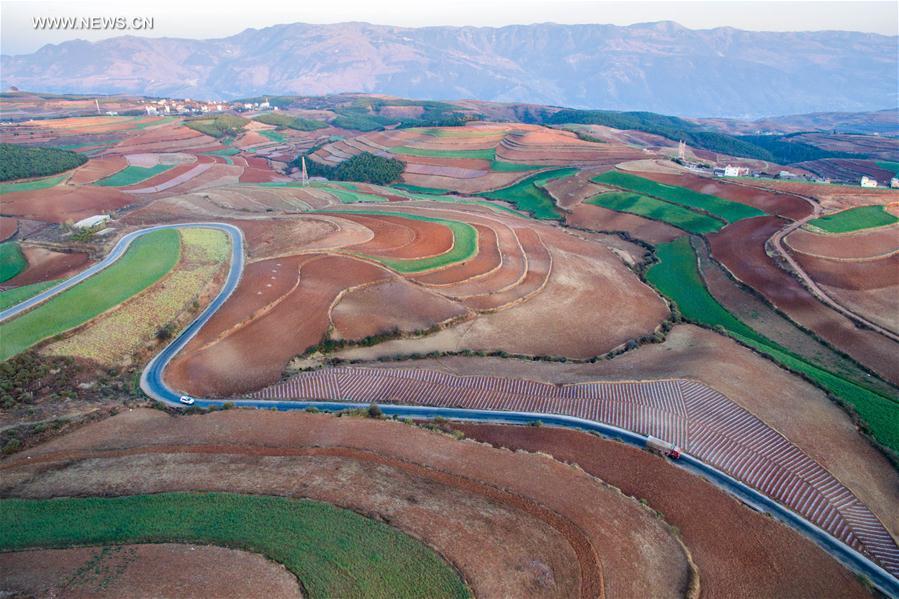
left=179, top=395, right=195, bottom=405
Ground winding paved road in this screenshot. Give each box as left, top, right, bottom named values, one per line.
left=3, top=222, right=897, bottom=597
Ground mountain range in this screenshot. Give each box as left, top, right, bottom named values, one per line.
left=2, top=21, right=896, bottom=117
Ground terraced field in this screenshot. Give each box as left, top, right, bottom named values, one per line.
left=252, top=366, right=899, bottom=576
left=482, top=168, right=577, bottom=219
left=646, top=236, right=899, bottom=453
left=0, top=229, right=180, bottom=361
left=807, top=205, right=899, bottom=233
left=1, top=493, right=469, bottom=599
left=593, top=170, right=766, bottom=223
left=587, top=191, right=724, bottom=233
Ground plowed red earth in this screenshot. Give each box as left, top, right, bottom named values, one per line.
left=0, top=409, right=693, bottom=599
left=0, top=544, right=301, bottom=599
left=455, top=424, right=867, bottom=599
left=786, top=226, right=899, bottom=260
left=3, top=247, right=89, bottom=287
left=566, top=203, right=682, bottom=244
left=709, top=216, right=899, bottom=383
left=68, top=155, right=128, bottom=185
left=331, top=278, right=469, bottom=340
left=0, top=187, right=133, bottom=223
left=341, top=214, right=454, bottom=259
left=166, top=254, right=390, bottom=396
left=0, top=217, right=17, bottom=242
left=635, top=171, right=813, bottom=220
left=791, top=252, right=899, bottom=290
left=411, top=224, right=501, bottom=285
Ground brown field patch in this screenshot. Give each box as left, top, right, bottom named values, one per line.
left=0, top=544, right=301, bottom=599
left=566, top=202, right=682, bottom=244
left=1, top=409, right=693, bottom=599
left=634, top=171, right=813, bottom=220
left=166, top=255, right=390, bottom=396
left=709, top=216, right=899, bottom=383
left=360, top=323, right=898, bottom=539
left=792, top=251, right=899, bottom=290
left=3, top=246, right=89, bottom=288
left=342, top=213, right=455, bottom=259
left=457, top=423, right=867, bottom=599
left=411, top=223, right=503, bottom=286
left=786, top=225, right=899, bottom=260
left=68, top=155, right=128, bottom=185
left=331, top=278, right=470, bottom=340
left=333, top=227, right=667, bottom=360
left=0, top=186, right=133, bottom=223
left=0, top=217, right=17, bottom=242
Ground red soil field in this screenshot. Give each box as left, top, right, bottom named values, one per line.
left=341, top=213, right=455, bottom=260
left=0, top=187, right=133, bottom=223
left=496, top=129, right=644, bottom=165
left=331, top=278, right=470, bottom=340
left=786, top=226, right=899, bottom=260
left=739, top=178, right=897, bottom=212
left=359, top=324, right=899, bottom=539
left=1, top=409, right=693, bottom=599
left=0, top=544, right=301, bottom=599
left=166, top=254, right=390, bottom=396
left=0, top=217, right=17, bottom=242
left=67, top=155, right=128, bottom=185
left=411, top=224, right=502, bottom=285
left=542, top=168, right=611, bottom=210
left=2, top=247, right=89, bottom=288
left=457, top=424, right=868, bottom=599
left=398, top=154, right=492, bottom=171
left=566, top=203, right=682, bottom=245
left=709, top=216, right=899, bottom=383
left=462, top=227, right=550, bottom=311
left=255, top=365, right=899, bottom=573
left=791, top=252, right=899, bottom=290
left=635, top=171, right=813, bottom=220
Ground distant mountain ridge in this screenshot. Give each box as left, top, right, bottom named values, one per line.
left=1, top=21, right=896, bottom=117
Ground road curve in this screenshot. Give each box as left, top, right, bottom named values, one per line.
left=2, top=223, right=897, bottom=597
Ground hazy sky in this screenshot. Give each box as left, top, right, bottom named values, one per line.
left=2, top=0, right=896, bottom=55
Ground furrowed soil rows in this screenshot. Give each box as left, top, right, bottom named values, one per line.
left=457, top=424, right=868, bottom=599
left=1, top=409, right=693, bottom=599
left=252, top=366, right=899, bottom=575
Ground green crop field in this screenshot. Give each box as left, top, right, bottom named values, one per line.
left=593, top=171, right=765, bottom=223
left=392, top=183, right=451, bottom=195
left=260, top=129, right=286, bottom=142
left=0, top=280, right=60, bottom=311
left=0, top=493, right=469, bottom=599
left=0, top=229, right=180, bottom=360
left=319, top=209, right=477, bottom=273
left=0, top=174, right=66, bottom=194
left=807, top=205, right=898, bottom=233
left=876, top=161, right=899, bottom=174
left=95, top=164, right=174, bottom=187
left=482, top=168, right=576, bottom=220
left=647, top=237, right=899, bottom=452
left=0, top=242, right=27, bottom=283
left=587, top=191, right=725, bottom=234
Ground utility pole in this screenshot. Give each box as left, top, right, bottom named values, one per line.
left=95, top=98, right=101, bottom=114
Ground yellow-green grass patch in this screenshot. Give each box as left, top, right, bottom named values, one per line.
left=0, top=229, right=180, bottom=361
left=43, top=228, right=229, bottom=363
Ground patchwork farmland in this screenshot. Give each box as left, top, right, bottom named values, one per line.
left=1, top=92, right=897, bottom=597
